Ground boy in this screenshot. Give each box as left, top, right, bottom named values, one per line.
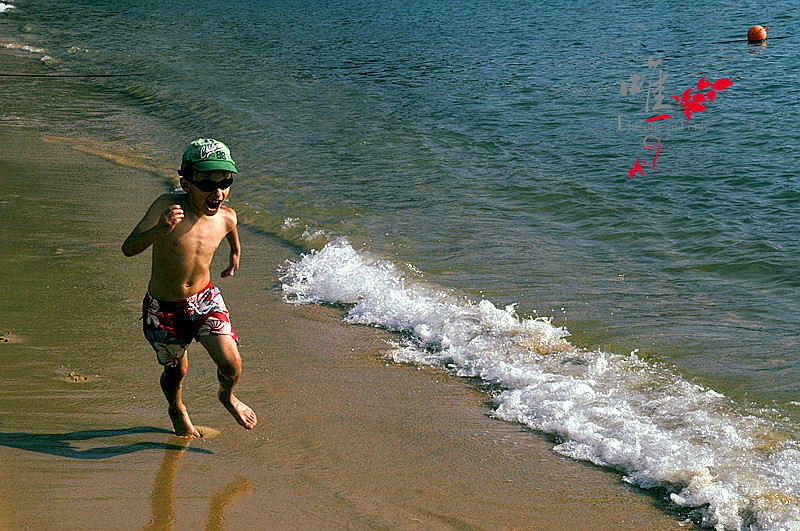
left=122, top=138, right=257, bottom=438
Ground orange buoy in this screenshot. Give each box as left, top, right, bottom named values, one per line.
left=747, top=25, right=769, bottom=43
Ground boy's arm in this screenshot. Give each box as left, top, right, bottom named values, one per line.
left=122, top=196, right=184, bottom=257
left=220, top=211, right=241, bottom=278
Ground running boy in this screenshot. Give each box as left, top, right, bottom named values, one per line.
left=123, top=138, right=257, bottom=438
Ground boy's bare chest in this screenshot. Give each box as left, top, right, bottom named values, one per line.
left=162, top=217, right=227, bottom=258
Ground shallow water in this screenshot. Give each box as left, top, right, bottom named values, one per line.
left=1, top=0, right=799, bottom=528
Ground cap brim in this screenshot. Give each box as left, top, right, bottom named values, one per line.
left=192, top=160, right=238, bottom=173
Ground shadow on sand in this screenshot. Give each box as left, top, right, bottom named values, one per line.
left=0, top=426, right=212, bottom=458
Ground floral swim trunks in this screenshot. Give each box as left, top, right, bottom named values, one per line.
left=142, top=282, right=238, bottom=367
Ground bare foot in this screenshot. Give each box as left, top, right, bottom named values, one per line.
left=168, top=405, right=201, bottom=438
left=219, top=391, right=257, bottom=430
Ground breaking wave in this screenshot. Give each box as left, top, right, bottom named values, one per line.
left=281, top=239, right=800, bottom=531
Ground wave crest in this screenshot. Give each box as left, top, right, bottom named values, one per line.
left=281, top=239, right=800, bottom=530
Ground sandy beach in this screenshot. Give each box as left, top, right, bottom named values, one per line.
left=0, top=53, right=689, bottom=530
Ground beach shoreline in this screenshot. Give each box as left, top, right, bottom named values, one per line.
left=0, top=49, right=689, bottom=529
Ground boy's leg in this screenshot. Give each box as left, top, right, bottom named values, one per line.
left=198, top=335, right=257, bottom=430
left=160, top=354, right=201, bottom=438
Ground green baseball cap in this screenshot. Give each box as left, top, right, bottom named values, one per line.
left=180, top=138, right=238, bottom=175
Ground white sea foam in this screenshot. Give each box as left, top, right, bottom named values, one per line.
left=281, top=239, right=800, bottom=530
left=5, top=43, right=45, bottom=54
left=0, top=3, right=16, bottom=13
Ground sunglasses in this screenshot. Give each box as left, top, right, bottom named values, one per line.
left=189, top=175, right=234, bottom=192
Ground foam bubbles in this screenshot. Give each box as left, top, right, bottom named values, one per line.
left=5, top=43, right=45, bottom=54
left=281, top=239, right=800, bottom=530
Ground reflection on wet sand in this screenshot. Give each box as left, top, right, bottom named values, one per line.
left=146, top=435, right=251, bottom=530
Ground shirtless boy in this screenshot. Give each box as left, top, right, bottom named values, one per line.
left=122, top=138, right=257, bottom=437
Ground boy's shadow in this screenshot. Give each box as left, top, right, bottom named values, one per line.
left=3, top=426, right=249, bottom=526
left=0, top=426, right=212, bottom=458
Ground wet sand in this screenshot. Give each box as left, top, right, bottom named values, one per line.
left=0, top=60, right=689, bottom=531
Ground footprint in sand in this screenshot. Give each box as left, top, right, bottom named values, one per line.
left=0, top=332, right=21, bottom=343
left=56, top=368, right=94, bottom=383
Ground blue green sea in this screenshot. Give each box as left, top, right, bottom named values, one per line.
left=1, top=0, right=798, bottom=528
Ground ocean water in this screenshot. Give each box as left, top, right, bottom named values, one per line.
left=1, top=0, right=799, bottom=528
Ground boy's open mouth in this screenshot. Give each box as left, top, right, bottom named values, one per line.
left=205, top=199, right=223, bottom=212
